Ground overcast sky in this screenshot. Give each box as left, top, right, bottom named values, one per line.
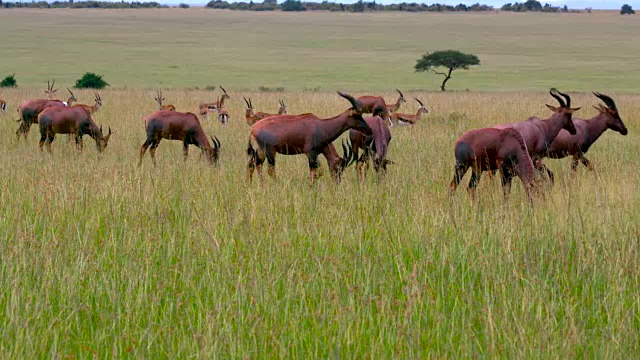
left=179, top=0, right=632, bottom=9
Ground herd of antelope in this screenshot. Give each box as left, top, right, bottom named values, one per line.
left=1, top=82, right=628, bottom=203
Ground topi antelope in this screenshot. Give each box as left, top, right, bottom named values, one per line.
left=389, top=98, right=428, bottom=126
left=15, top=81, right=78, bottom=140
left=450, top=127, right=537, bottom=203
left=540, top=92, right=627, bottom=178
left=349, top=115, right=393, bottom=181
left=243, top=97, right=288, bottom=125
left=246, top=91, right=371, bottom=184
left=493, top=89, right=579, bottom=183
left=38, top=106, right=113, bottom=154
left=155, top=89, right=176, bottom=111
left=215, top=85, right=230, bottom=125
left=44, top=79, right=58, bottom=100
left=140, top=110, right=221, bottom=166
left=72, top=92, right=102, bottom=114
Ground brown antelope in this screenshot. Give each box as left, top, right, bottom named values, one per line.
left=540, top=92, right=628, bottom=179
left=72, top=92, right=102, bottom=114
left=493, top=89, right=579, bottom=183
left=15, top=83, right=78, bottom=140
left=243, top=97, right=287, bottom=125
left=385, top=89, right=406, bottom=114
left=389, top=98, right=428, bottom=126
left=355, top=94, right=390, bottom=124
left=215, top=86, right=230, bottom=125
left=349, top=115, right=393, bottom=181
left=155, top=89, right=176, bottom=111
left=140, top=110, right=221, bottom=166
left=449, top=127, right=536, bottom=203
left=246, top=91, right=372, bottom=184
left=38, top=106, right=113, bottom=153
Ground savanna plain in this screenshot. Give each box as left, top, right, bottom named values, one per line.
left=1, top=8, right=640, bottom=358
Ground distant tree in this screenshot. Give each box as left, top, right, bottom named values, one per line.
left=281, top=0, right=305, bottom=11
left=621, top=4, right=635, bottom=14
left=0, top=74, right=17, bottom=88
left=523, top=0, right=541, bottom=11
left=178, top=2, right=189, bottom=7
left=414, top=50, right=480, bottom=91
left=351, top=0, right=365, bottom=12
left=74, top=72, right=109, bottom=89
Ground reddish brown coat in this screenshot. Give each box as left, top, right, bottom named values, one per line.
left=349, top=115, right=392, bottom=180
left=38, top=106, right=112, bottom=153
left=140, top=110, right=220, bottom=166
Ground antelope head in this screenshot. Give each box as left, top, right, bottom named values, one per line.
left=208, top=136, right=221, bottom=166
left=278, top=99, right=288, bottom=115
left=415, top=98, right=428, bottom=116
left=155, top=89, right=166, bottom=110
left=338, top=91, right=371, bottom=135
left=243, top=97, right=255, bottom=117
left=45, top=79, right=58, bottom=99
left=97, top=126, right=113, bottom=152
left=593, top=92, right=627, bottom=135
left=66, top=88, right=78, bottom=105
left=219, top=85, right=230, bottom=101
left=547, top=88, right=579, bottom=135
left=395, top=89, right=406, bottom=106
left=93, top=92, right=103, bottom=111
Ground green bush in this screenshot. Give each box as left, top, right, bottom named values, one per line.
left=621, top=4, right=635, bottom=14
left=178, top=3, right=189, bottom=8
left=74, top=72, right=109, bottom=89
left=0, top=74, right=17, bottom=88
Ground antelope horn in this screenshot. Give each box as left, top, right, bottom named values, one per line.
left=100, top=125, right=103, bottom=133
left=593, top=92, right=617, bottom=110
left=210, top=136, right=221, bottom=149
left=108, top=126, right=112, bottom=135
left=243, top=96, right=250, bottom=108
left=67, top=88, right=75, bottom=97
left=557, top=90, right=571, bottom=108
left=220, top=85, right=228, bottom=95
left=414, top=97, right=424, bottom=107
left=337, top=91, right=361, bottom=111
left=47, top=79, right=50, bottom=91
left=51, top=79, right=56, bottom=91
left=549, top=88, right=565, bottom=107
left=396, top=89, right=404, bottom=98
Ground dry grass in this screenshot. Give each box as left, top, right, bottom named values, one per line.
left=0, top=87, right=638, bottom=357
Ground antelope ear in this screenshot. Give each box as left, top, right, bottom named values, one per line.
left=567, top=107, right=581, bottom=114
left=545, top=104, right=557, bottom=112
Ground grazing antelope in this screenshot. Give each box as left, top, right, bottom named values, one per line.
left=449, top=127, right=536, bottom=203
left=215, top=86, right=230, bottom=125
left=38, top=106, right=113, bottom=154
left=15, top=83, right=78, bottom=140
left=385, top=89, right=406, bottom=114
left=243, top=97, right=288, bottom=125
left=246, top=91, right=372, bottom=184
left=349, top=115, right=393, bottom=181
left=540, top=92, right=628, bottom=178
left=493, top=89, right=579, bottom=182
left=155, top=89, right=176, bottom=111
left=140, top=110, right=221, bottom=166
left=389, top=98, right=428, bottom=126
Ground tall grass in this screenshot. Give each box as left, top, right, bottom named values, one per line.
left=0, top=88, right=638, bottom=357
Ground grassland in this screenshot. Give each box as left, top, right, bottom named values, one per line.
left=1, top=8, right=640, bottom=92
left=1, top=8, right=640, bottom=358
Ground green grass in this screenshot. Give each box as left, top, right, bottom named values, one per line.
left=1, top=9, right=640, bottom=91
left=1, top=9, right=640, bottom=358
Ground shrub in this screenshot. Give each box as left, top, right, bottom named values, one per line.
left=621, top=4, right=635, bottom=14
left=258, top=85, right=285, bottom=93
left=280, top=0, right=305, bottom=11
left=74, top=72, right=109, bottom=89
left=0, top=74, right=17, bottom=88
left=178, top=3, right=189, bottom=7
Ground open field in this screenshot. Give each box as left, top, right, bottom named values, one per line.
left=1, top=9, right=640, bottom=91
left=0, top=88, right=639, bottom=357
left=1, top=8, right=640, bottom=358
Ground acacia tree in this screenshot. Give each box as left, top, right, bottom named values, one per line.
left=414, top=50, right=480, bottom=91
left=621, top=4, right=635, bottom=14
